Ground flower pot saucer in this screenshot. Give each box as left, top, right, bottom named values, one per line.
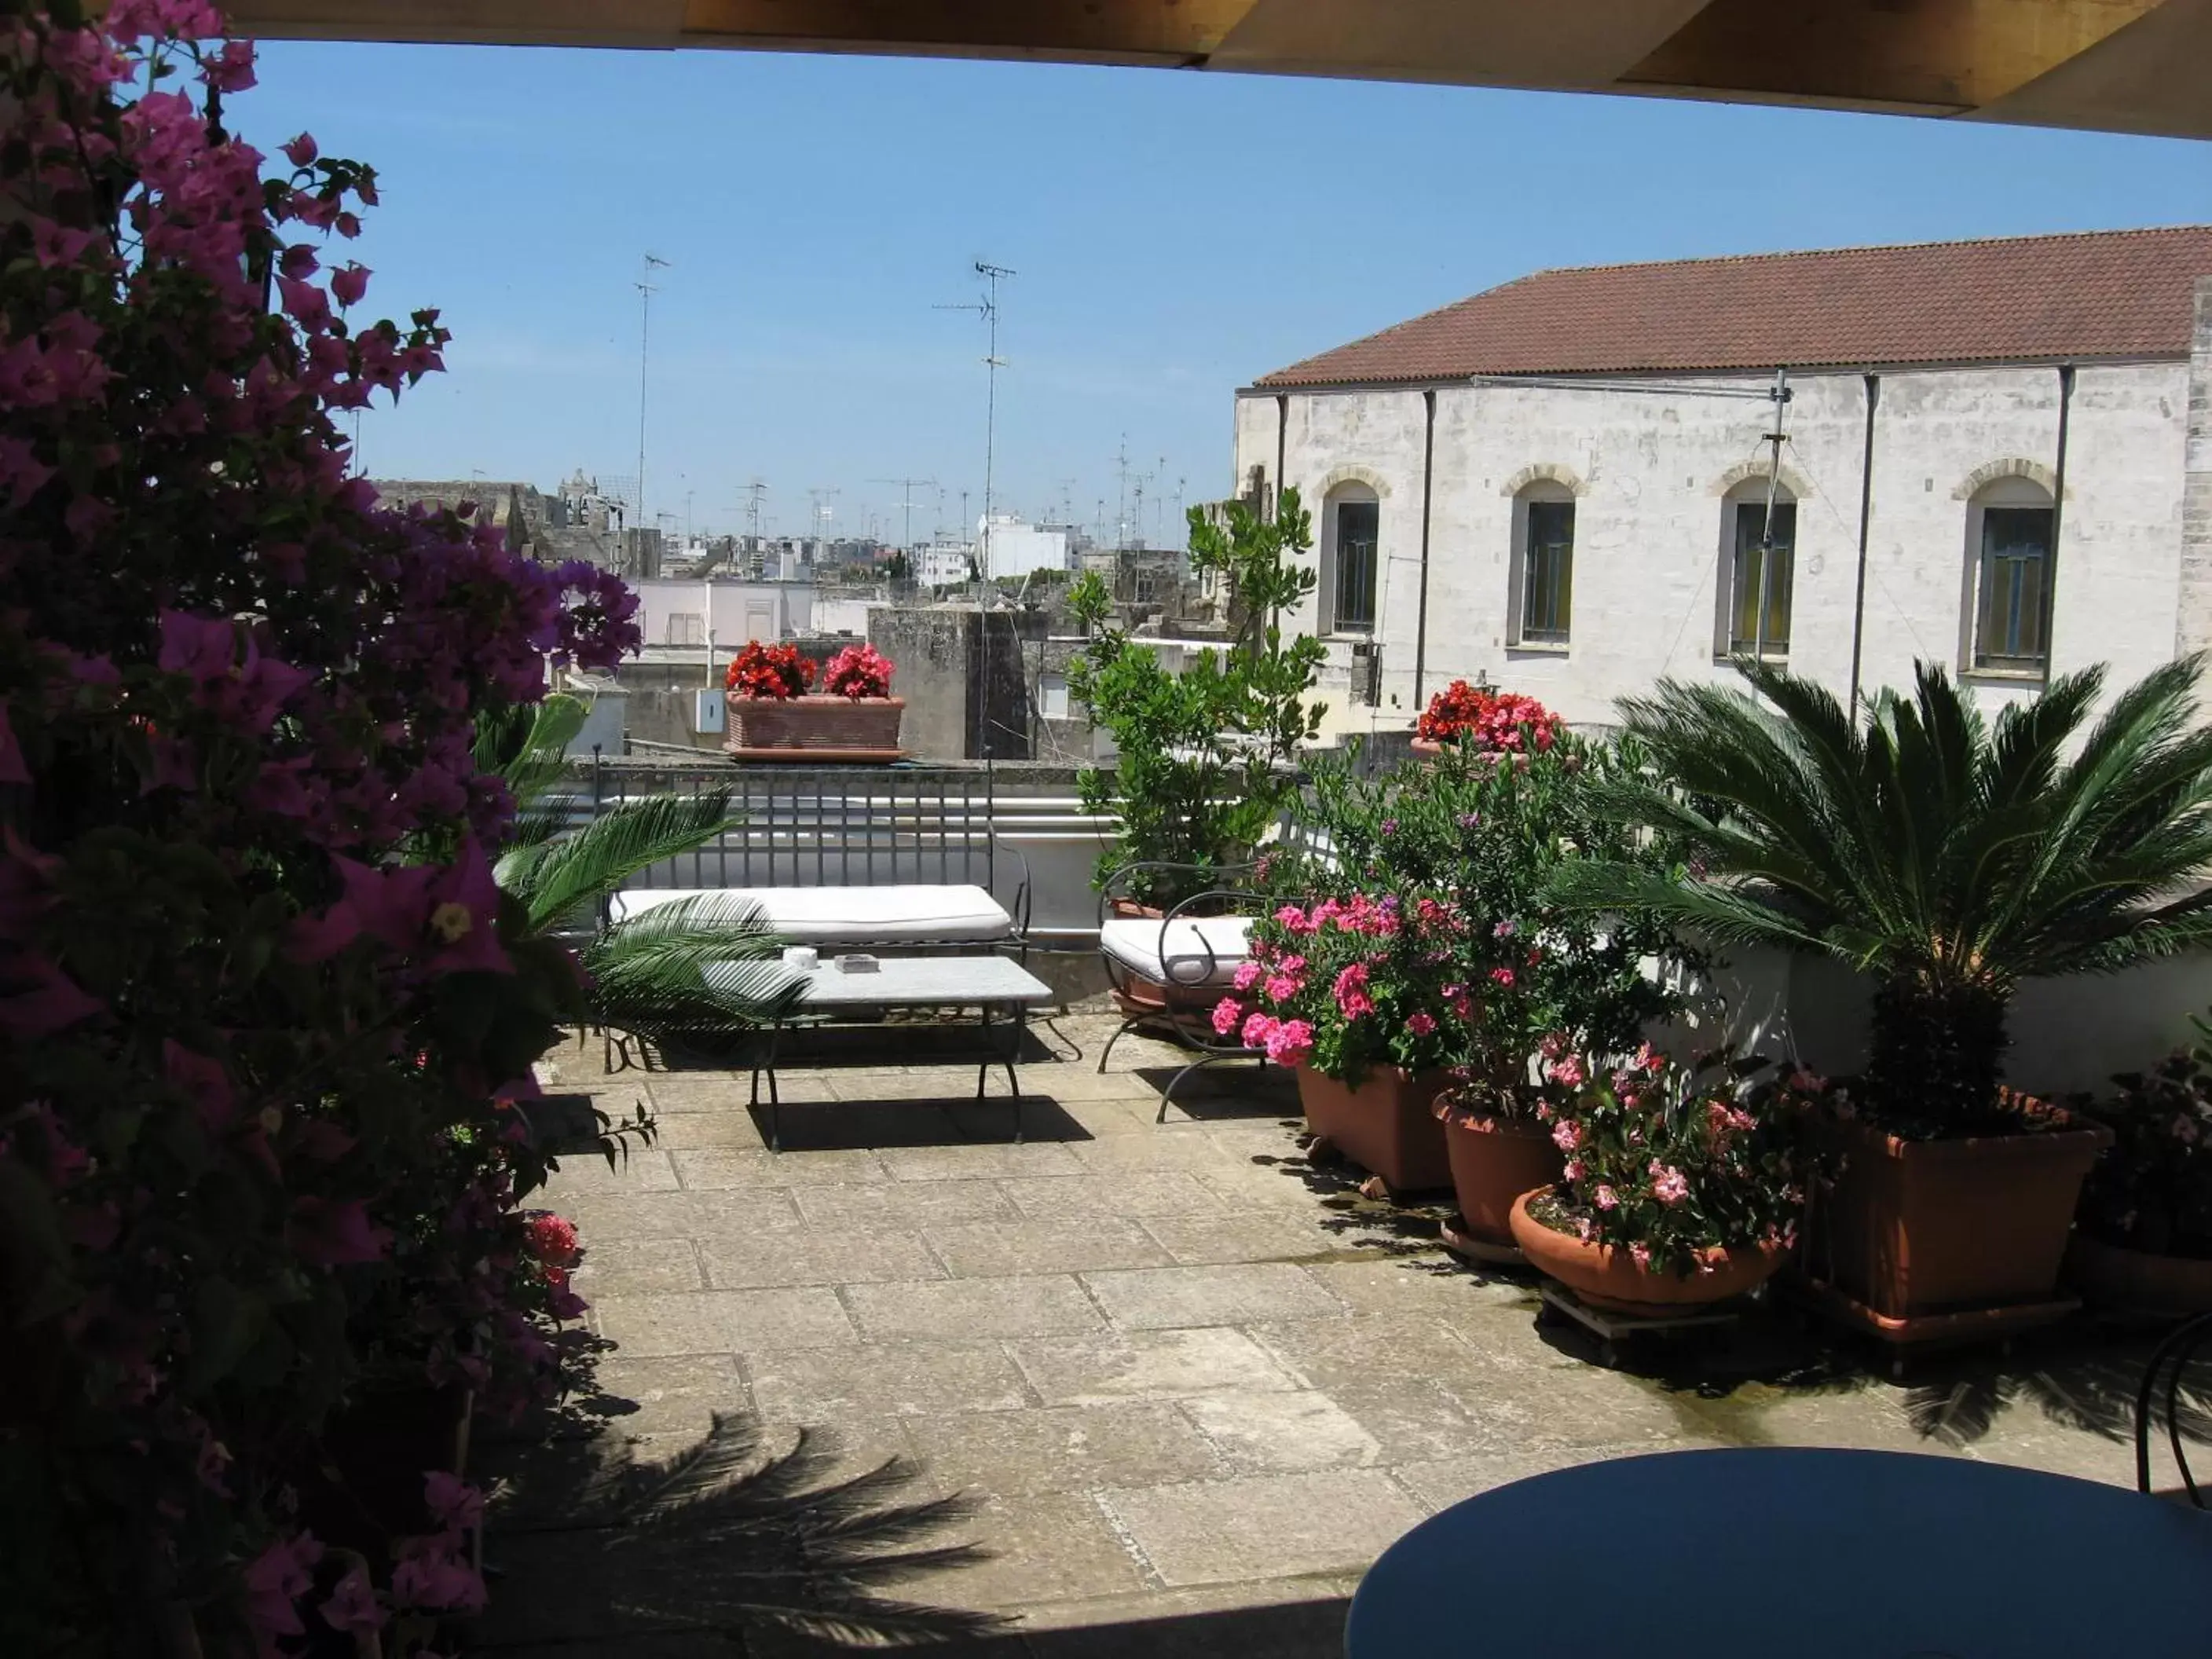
left=1788, top=1273, right=2080, bottom=1376
left=1439, top=1212, right=1529, bottom=1267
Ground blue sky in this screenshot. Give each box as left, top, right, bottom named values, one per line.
left=246, top=41, right=2212, bottom=549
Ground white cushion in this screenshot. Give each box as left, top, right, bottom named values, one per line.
left=610, top=885, right=1013, bottom=945
left=1100, top=915, right=1254, bottom=988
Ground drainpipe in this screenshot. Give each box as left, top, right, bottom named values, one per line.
left=1413, top=388, right=1437, bottom=706
left=1274, top=394, right=1289, bottom=520
left=1848, top=373, right=1879, bottom=720
left=2042, top=364, right=2076, bottom=690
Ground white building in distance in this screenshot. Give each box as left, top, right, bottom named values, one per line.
left=1233, top=225, right=2212, bottom=737
left=980, top=514, right=1071, bottom=580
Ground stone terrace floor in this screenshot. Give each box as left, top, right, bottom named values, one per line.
left=477, top=1007, right=2184, bottom=1657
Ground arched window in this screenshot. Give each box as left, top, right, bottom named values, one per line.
left=1717, top=482, right=1796, bottom=659
left=1320, top=482, right=1379, bottom=635
left=1966, top=474, right=2054, bottom=672
left=1507, top=480, right=1575, bottom=646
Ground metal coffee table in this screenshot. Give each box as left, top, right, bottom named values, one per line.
left=710, top=956, right=1056, bottom=1149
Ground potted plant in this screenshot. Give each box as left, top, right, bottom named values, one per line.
left=723, top=640, right=903, bottom=760
left=1556, top=659, right=2212, bottom=1346
left=1070, top=493, right=1322, bottom=914
left=1412, top=679, right=1564, bottom=760
left=1212, top=888, right=1473, bottom=1192
left=1508, top=1047, right=1825, bottom=1314
left=2071, top=1020, right=2212, bottom=1315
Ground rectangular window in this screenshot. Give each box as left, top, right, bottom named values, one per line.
left=1975, top=507, right=2052, bottom=670
left=1334, top=500, right=1379, bottom=633
left=1521, top=500, right=1574, bottom=644
left=1729, top=501, right=1796, bottom=657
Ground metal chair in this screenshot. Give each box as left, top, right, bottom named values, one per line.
left=1095, top=861, right=1272, bottom=1118
left=2133, top=1309, right=2212, bottom=1505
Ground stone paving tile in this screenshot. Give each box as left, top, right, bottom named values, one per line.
left=924, top=1217, right=1175, bottom=1278
left=842, top=1276, right=1108, bottom=1341
left=540, top=1187, right=803, bottom=1242
left=540, top=1144, right=683, bottom=1192
left=1009, top=1328, right=1304, bottom=1408
left=1190, top=1159, right=1343, bottom=1212
left=879, top=1140, right=1088, bottom=1181
left=1178, top=1389, right=1382, bottom=1474
left=1134, top=1212, right=1347, bottom=1267
left=1433, top=1355, right=1706, bottom=1448
left=1295, top=1256, right=1539, bottom=1328
left=670, top=1147, right=891, bottom=1189
left=571, top=1236, right=704, bottom=1296
left=747, top=1339, right=1035, bottom=1421
left=792, top=1177, right=1021, bottom=1229
left=1324, top=1376, right=1533, bottom=1462
left=696, top=1225, right=942, bottom=1289
left=573, top=1353, right=749, bottom=1441
left=1243, top=1313, right=1498, bottom=1393
left=829, top=1068, right=1016, bottom=1103
left=1060, top=1133, right=1253, bottom=1177
left=1001, top=1172, right=1223, bottom=1220
left=1101, top=1470, right=1426, bottom=1586
left=903, top=1402, right=1227, bottom=1498
left=646, top=1073, right=839, bottom=1110
left=637, top=1108, right=771, bottom=1150
left=589, top=1288, right=857, bottom=1357
left=1079, top=1264, right=1347, bottom=1330
left=909, top=1492, right=1152, bottom=1610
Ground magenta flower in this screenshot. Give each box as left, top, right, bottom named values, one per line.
left=1551, top=1119, right=1581, bottom=1153
left=317, top=1563, right=383, bottom=1635
left=424, top=1471, right=485, bottom=1532
left=1594, top=1185, right=1619, bottom=1210
left=1231, top=960, right=1262, bottom=993
left=1650, top=1162, right=1690, bottom=1206
left=1264, top=1018, right=1315, bottom=1068
left=1544, top=1053, right=1587, bottom=1089
left=1493, top=918, right=1516, bottom=938
left=287, top=1196, right=393, bottom=1265
left=1488, top=967, right=1515, bottom=988
left=1212, top=997, right=1243, bottom=1037
left=1240, top=1011, right=1280, bottom=1049
left=390, top=1536, right=487, bottom=1613
left=1265, top=973, right=1302, bottom=1004
left=1630, top=1243, right=1654, bottom=1271
left=163, top=1038, right=234, bottom=1131
left=243, top=1532, right=324, bottom=1643
left=1405, top=1011, right=1437, bottom=1037
left=1562, top=1159, right=1584, bottom=1181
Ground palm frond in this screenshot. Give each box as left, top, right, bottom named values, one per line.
left=516, top=791, right=736, bottom=933
left=584, top=895, right=803, bottom=1046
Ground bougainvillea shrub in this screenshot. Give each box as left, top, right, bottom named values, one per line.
left=0, top=5, right=638, bottom=1652
left=724, top=639, right=816, bottom=699
left=822, top=641, right=894, bottom=699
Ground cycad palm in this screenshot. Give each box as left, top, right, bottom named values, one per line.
left=480, top=698, right=800, bottom=1053
left=1555, top=657, right=2212, bottom=1131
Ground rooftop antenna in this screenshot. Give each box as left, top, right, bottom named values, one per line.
left=635, top=251, right=671, bottom=553
left=936, top=260, right=1015, bottom=583
left=871, top=476, right=939, bottom=552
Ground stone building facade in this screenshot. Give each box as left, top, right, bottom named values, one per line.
left=1232, top=227, right=2212, bottom=734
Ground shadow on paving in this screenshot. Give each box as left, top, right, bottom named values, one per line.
left=471, top=1358, right=1349, bottom=1657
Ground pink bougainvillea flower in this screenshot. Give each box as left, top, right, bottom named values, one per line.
left=281, top=131, right=319, bottom=168
left=330, top=263, right=370, bottom=307
left=200, top=38, right=257, bottom=93
left=390, top=1536, right=487, bottom=1613
left=1405, top=1012, right=1437, bottom=1037
left=0, top=954, right=104, bottom=1037
left=287, top=1196, right=393, bottom=1265
left=0, top=702, right=28, bottom=786
left=242, top=1532, right=324, bottom=1643
left=317, top=1563, right=382, bottom=1635
left=525, top=1212, right=580, bottom=1269
left=424, top=1471, right=485, bottom=1532
left=163, top=1038, right=233, bottom=1130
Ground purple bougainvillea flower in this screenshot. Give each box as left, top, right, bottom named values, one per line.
left=287, top=1196, right=393, bottom=1265
left=163, top=1038, right=233, bottom=1130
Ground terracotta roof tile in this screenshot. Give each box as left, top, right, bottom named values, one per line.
left=1255, top=226, right=2212, bottom=388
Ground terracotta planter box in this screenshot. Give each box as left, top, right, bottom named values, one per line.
left=1298, top=1066, right=1453, bottom=1193
left=2066, top=1232, right=2212, bottom=1317
left=725, top=694, right=903, bottom=759
left=1441, top=1109, right=1564, bottom=1253
left=1804, top=1115, right=2111, bottom=1324
left=1509, top=1189, right=1786, bottom=1316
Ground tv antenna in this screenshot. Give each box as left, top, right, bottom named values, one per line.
left=635, top=251, right=671, bottom=540
left=936, top=259, right=1015, bottom=579
left=871, top=476, right=939, bottom=552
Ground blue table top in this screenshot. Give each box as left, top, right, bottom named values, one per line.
left=1345, top=1447, right=2212, bottom=1658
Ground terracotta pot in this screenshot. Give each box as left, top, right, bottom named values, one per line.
left=1407, top=739, right=1529, bottom=769
left=1298, top=1067, right=1452, bottom=1192
left=2065, top=1232, right=2212, bottom=1317
left=1441, top=1108, right=1564, bottom=1250
left=724, top=693, right=903, bottom=756
left=1509, top=1188, right=1788, bottom=1315
left=1805, top=1114, right=2112, bottom=1320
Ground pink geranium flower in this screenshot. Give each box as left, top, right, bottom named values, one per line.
left=1405, top=1011, right=1437, bottom=1037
